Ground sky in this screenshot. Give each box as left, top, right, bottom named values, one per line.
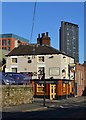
left=0, top=0, right=84, bottom=63
left=84, top=2, right=86, bottom=61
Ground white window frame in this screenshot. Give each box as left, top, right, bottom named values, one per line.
left=11, top=68, right=17, bottom=72
left=49, top=67, right=60, bottom=76
left=37, top=55, right=45, bottom=63
left=11, top=58, right=17, bottom=63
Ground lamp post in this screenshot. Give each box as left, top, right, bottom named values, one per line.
left=43, top=73, right=46, bottom=107
left=39, top=69, right=46, bottom=106
left=43, top=78, right=46, bottom=106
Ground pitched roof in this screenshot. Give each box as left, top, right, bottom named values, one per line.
left=6, top=44, right=74, bottom=58
left=6, top=44, right=60, bottom=56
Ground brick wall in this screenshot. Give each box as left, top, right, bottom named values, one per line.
left=76, top=64, right=84, bottom=96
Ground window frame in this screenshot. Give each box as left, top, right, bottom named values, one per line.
left=8, top=39, right=11, bottom=46
left=37, top=84, right=44, bottom=93
left=2, top=39, right=6, bottom=46
left=11, top=58, right=17, bottom=63
left=49, top=67, right=60, bottom=76
left=37, top=56, right=44, bottom=63
left=11, top=68, right=17, bottom=72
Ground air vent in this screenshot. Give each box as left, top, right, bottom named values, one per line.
left=28, top=57, right=30, bottom=59
left=49, top=56, right=54, bottom=59
left=28, top=60, right=32, bottom=63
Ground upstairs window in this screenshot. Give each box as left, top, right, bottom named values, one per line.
left=2, top=47, right=6, bottom=50
left=0, top=40, right=1, bottom=46
left=8, top=47, right=10, bottom=51
left=12, top=58, right=17, bottom=63
left=2, top=39, right=6, bottom=46
left=38, top=56, right=44, bottom=62
left=8, top=39, right=11, bottom=46
left=49, top=67, right=60, bottom=76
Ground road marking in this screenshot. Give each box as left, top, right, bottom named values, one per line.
left=22, top=107, right=47, bottom=112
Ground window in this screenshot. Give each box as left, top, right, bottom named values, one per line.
left=2, top=47, right=6, bottom=50
left=78, top=71, right=81, bottom=85
left=37, top=84, right=44, bottom=92
left=12, top=68, right=17, bottom=72
left=69, top=83, right=72, bottom=93
left=81, top=71, right=83, bottom=85
left=12, top=58, right=17, bottom=63
left=38, top=67, right=45, bottom=79
left=2, top=39, right=6, bottom=46
left=63, top=83, right=66, bottom=93
left=8, top=47, right=10, bottom=51
left=38, top=56, right=44, bottom=62
left=0, top=40, right=1, bottom=46
left=49, top=67, right=60, bottom=76
left=8, top=39, right=10, bottom=46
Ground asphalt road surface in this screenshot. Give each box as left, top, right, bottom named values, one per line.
left=2, top=106, right=86, bottom=120
left=1, top=100, right=86, bottom=120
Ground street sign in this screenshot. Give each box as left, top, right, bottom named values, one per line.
left=68, top=63, right=76, bottom=80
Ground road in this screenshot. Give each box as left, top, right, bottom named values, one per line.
left=2, top=106, right=85, bottom=119
left=1, top=96, right=86, bottom=119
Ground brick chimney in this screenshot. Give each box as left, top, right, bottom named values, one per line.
left=37, top=32, right=51, bottom=46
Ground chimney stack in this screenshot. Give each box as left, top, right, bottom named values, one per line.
left=38, top=34, right=40, bottom=38
left=42, top=33, right=45, bottom=38
left=37, top=32, right=51, bottom=46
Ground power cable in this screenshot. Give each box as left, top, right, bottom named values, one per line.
left=30, top=1, right=37, bottom=43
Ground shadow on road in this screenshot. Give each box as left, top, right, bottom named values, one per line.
left=2, top=106, right=86, bottom=120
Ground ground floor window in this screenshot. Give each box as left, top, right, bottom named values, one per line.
left=37, top=84, right=44, bottom=92
left=69, top=84, right=72, bottom=93
left=12, top=68, right=17, bottom=72
left=63, top=83, right=66, bottom=93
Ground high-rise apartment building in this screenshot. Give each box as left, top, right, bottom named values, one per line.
left=59, top=21, right=79, bottom=63
left=0, top=33, right=29, bottom=51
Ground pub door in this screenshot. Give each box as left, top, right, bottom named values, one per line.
left=50, top=84, right=56, bottom=100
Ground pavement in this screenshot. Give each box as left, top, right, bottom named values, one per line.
left=34, top=96, right=86, bottom=103
left=2, top=96, right=86, bottom=112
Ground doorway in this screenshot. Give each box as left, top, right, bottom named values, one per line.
left=50, top=84, right=56, bottom=100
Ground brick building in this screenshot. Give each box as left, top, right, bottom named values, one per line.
left=0, top=33, right=29, bottom=51
left=82, top=61, right=86, bottom=95
left=75, top=63, right=85, bottom=96
left=83, top=61, right=86, bottom=87
left=37, top=32, right=51, bottom=46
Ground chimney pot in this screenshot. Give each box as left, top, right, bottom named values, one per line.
left=38, top=34, right=40, bottom=38
left=42, top=33, right=45, bottom=38
left=46, top=32, right=48, bottom=36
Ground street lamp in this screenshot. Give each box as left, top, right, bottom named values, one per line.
left=42, top=72, right=46, bottom=107
left=43, top=77, right=46, bottom=106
